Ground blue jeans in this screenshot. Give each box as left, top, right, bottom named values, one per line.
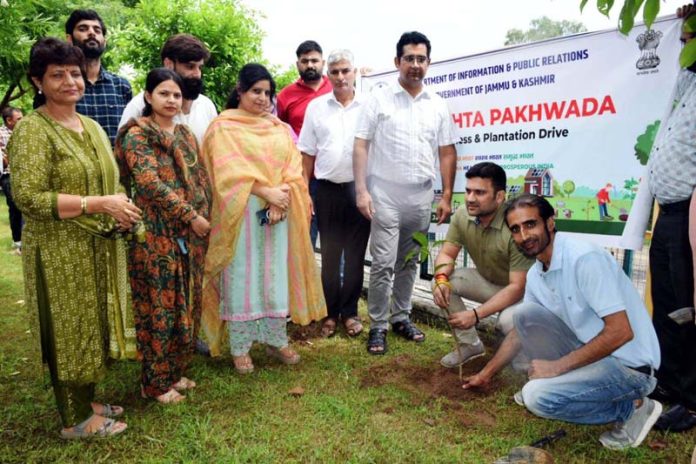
left=514, top=302, right=657, bottom=425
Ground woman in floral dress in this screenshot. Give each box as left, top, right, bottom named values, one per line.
left=115, top=68, right=211, bottom=403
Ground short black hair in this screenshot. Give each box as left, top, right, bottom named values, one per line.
left=226, top=63, right=276, bottom=110
left=2, top=107, right=20, bottom=124
left=396, top=31, right=431, bottom=59
left=296, top=40, right=322, bottom=58
left=161, top=34, right=210, bottom=64
left=142, top=68, right=184, bottom=117
left=65, top=9, right=107, bottom=36
left=504, top=194, right=556, bottom=227
left=28, top=37, right=86, bottom=107
left=465, top=162, right=506, bottom=192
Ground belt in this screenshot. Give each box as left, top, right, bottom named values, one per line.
left=317, top=179, right=354, bottom=188
left=629, top=365, right=654, bottom=376
left=659, top=199, right=690, bottom=214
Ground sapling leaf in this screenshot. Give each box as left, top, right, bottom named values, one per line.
left=643, top=0, right=658, bottom=29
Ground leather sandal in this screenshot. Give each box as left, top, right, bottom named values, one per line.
left=391, top=319, right=425, bottom=343
left=233, top=354, right=255, bottom=374
left=172, top=377, right=197, bottom=391
left=344, top=317, right=363, bottom=337
left=155, top=388, right=185, bottom=404
left=91, top=402, right=124, bottom=418
left=266, top=346, right=301, bottom=365
left=60, top=415, right=127, bottom=439
left=367, top=328, right=388, bottom=355
left=321, top=317, right=338, bottom=338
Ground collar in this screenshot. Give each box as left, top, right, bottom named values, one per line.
left=328, top=91, right=362, bottom=109
left=392, top=80, right=430, bottom=100
left=467, top=204, right=505, bottom=230
left=88, top=67, right=113, bottom=85
left=534, top=233, right=563, bottom=274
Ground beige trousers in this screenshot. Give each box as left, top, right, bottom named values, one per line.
left=445, top=267, right=522, bottom=345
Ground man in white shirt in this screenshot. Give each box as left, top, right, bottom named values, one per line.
left=463, top=194, right=662, bottom=450
left=353, top=31, right=457, bottom=355
left=119, top=33, right=217, bottom=144
left=299, top=49, right=369, bottom=339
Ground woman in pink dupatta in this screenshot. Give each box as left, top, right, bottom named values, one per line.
left=201, top=64, right=326, bottom=372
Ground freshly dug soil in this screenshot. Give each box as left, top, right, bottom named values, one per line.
left=359, top=354, right=506, bottom=427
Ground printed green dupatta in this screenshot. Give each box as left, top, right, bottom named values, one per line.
left=38, top=112, right=137, bottom=360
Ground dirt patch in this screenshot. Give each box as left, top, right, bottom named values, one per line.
left=288, top=321, right=323, bottom=342
left=359, top=354, right=503, bottom=428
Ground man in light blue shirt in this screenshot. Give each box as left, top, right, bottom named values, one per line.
left=463, top=194, right=662, bottom=450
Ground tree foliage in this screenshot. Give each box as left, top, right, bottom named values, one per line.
left=505, top=16, right=587, bottom=45
left=0, top=0, right=266, bottom=112
left=562, top=180, right=576, bottom=197
left=581, top=0, right=661, bottom=34
left=0, top=0, right=72, bottom=109
left=113, top=0, right=264, bottom=110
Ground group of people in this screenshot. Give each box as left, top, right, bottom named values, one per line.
left=2, top=4, right=694, bottom=453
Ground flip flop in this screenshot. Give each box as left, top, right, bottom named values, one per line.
left=321, top=317, right=337, bottom=338
left=91, top=403, right=124, bottom=418
left=60, top=415, right=127, bottom=439
left=344, top=317, right=363, bottom=337
left=172, top=377, right=197, bottom=391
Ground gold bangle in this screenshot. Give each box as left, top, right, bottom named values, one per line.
left=80, top=196, right=87, bottom=215
left=435, top=280, right=452, bottom=289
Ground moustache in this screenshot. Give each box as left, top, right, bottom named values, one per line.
left=181, top=77, right=203, bottom=100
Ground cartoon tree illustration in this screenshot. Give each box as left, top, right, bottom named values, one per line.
left=634, top=120, right=661, bottom=165
left=623, top=178, right=639, bottom=200
left=562, top=180, right=576, bottom=197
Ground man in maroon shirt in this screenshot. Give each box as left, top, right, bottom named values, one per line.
left=277, top=40, right=332, bottom=135
left=278, top=40, right=332, bottom=246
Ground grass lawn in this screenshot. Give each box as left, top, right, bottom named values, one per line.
left=0, top=201, right=694, bottom=463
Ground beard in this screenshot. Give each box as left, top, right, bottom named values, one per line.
left=73, top=37, right=104, bottom=59
left=181, top=77, right=203, bottom=100
left=516, top=225, right=552, bottom=259
left=300, top=68, right=321, bottom=82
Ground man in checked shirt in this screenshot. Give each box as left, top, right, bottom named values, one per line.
left=66, top=9, right=132, bottom=146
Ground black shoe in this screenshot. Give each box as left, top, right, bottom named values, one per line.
left=654, top=404, right=696, bottom=432
left=195, top=339, right=211, bottom=357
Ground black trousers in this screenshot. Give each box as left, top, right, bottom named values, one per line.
left=315, top=179, right=370, bottom=320
left=0, top=174, right=22, bottom=243
left=649, top=199, right=696, bottom=409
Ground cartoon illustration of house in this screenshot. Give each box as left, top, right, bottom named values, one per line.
left=524, top=168, right=553, bottom=196
left=507, top=185, right=522, bottom=199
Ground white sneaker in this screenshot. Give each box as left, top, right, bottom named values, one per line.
left=599, top=398, right=662, bottom=450
left=513, top=390, right=524, bottom=407
left=440, top=343, right=485, bottom=368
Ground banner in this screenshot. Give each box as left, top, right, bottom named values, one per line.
left=361, top=17, right=681, bottom=248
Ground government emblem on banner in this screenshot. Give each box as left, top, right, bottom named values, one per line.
left=636, top=29, right=663, bottom=70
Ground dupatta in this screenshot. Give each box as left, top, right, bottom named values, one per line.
left=201, top=109, right=326, bottom=356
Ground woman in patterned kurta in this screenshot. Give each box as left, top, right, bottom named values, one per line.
left=115, top=69, right=211, bottom=403
left=201, top=64, right=326, bottom=373
left=10, top=38, right=141, bottom=438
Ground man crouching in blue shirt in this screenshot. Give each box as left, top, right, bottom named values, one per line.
left=463, top=193, right=662, bottom=450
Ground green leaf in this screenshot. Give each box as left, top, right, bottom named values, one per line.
left=411, top=231, right=429, bottom=248
left=597, top=0, right=615, bottom=17
left=643, top=0, right=659, bottom=29
left=679, top=38, right=696, bottom=68
left=580, top=0, right=589, bottom=12
left=618, top=0, right=636, bottom=35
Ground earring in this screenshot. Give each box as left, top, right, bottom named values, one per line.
left=38, top=88, right=43, bottom=95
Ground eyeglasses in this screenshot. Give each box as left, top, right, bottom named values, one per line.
left=401, top=55, right=429, bottom=64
